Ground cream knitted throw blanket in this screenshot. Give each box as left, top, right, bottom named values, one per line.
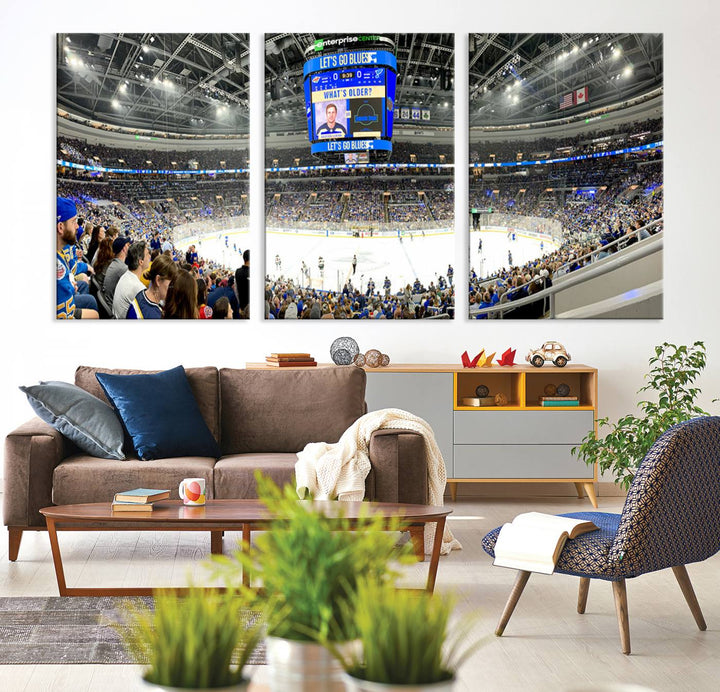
left=295, top=408, right=462, bottom=556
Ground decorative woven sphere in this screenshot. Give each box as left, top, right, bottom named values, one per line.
left=365, top=349, right=382, bottom=368
left=556, top=383, right=571, bottom=396
left=353, top=353, right=366, bottom=367
left=380, top=353, right=390, bottom=367
left=332, top=349, right=353, bottom=366
left=544, top=383, right=557, bottom=396
left=495, top=392, right=508, bottom=406
left=475, top=384, right=490, bottom=398
left=330, top=337, right=359, bottom=365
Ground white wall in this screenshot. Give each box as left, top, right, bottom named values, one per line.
left=2, top=3, right=719, bottom=462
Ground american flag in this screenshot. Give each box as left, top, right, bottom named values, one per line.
left=559, top=92, right=574, bottom=109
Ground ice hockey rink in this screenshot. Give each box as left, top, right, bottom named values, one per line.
left=469, top=228, right=560, bottom=280
left=175, top=225, right=558, bottom=291
left=264, top=230, right=455, bottom=293
left=175, top=228, right=250, bottom=272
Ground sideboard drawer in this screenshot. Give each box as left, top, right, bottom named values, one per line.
left=454, top=410, right=594, bottom=445
left=453, top=444, right=594, bottom=479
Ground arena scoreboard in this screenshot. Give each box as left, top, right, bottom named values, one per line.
left=303, top=41, right=397, bottom=159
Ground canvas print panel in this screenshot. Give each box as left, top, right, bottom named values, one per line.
left=56, top=33, right=250, bottom=320
left=468, top=33, right=663, bottom=319
left=265, top=33, right=455, bottom=320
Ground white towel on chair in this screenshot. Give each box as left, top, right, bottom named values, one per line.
left=295, top=408, right=461, bottom=556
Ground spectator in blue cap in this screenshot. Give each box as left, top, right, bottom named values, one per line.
left=56, top=198, right=98, bottom=319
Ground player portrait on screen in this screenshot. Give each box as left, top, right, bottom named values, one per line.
left=316, top=102, right=347, bottom=138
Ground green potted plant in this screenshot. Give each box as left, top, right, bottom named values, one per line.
left=331, top=579, right=483, bottom=691
left=118, top=587, right=262, bottom=691
left=573, top=342, right=716, bottom=489
left=209, top=473, right=413, bottom=692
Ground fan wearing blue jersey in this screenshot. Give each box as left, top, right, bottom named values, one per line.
left=56, top=198, right=98, bottom=319
left=316, top=103, right=347, bottom=138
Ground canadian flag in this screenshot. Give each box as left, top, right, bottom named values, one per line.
left=575, top=86, right=589, bottom=104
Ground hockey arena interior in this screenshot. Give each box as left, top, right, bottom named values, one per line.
left=468, top=33, right=663, bottom=319
left=57, top=33, right=251, bottom=319
left=264, top=33, right=455, bottom=319
left=56, top=33, right=662, bottom=321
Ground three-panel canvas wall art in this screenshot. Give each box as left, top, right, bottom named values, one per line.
left=56, top=33, right=663, bottom=320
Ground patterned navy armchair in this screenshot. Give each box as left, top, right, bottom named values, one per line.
left=482, top=416, right=720, bottom=654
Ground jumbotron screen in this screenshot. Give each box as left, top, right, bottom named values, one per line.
left=303, top=49, right=397, bottom=157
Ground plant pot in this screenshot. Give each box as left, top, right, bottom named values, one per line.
left=341, top=672, right=456, bottom=692
left=265, top=636, right=346, bottom=692
left=141, top=676, right=250, bottom=691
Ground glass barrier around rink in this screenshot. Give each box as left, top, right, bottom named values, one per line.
left=172, top=215, right=249, bottom=241
left=476, top=213, right=563, bottom=244
left=265, top=219, right=453, bottom=238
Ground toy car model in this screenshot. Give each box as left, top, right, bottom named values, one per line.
left=526, top=341, right=571, bottom=368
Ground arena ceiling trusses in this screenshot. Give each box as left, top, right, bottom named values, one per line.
left=469, top=33, right=663, bottom=126
left=57, top=33, right=250, bottom=135
left=264, top=33, right=455, bottom=133
left=57, top=33, right=662, bottom=135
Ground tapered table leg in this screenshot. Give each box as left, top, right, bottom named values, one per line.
left=210, top=531, right=223, bottom=555
left=612, top=579, right=631, bottom=655
left=241, top=524, right=251, bottom=587
left=408, top=525, right=425, bottom=562
left=672, top=565, right=707, bottom=631
left=425, top=517, right=446, bottom=594
left=496, top=570, right=531, bottom=636
left=577, top=577, right=590, bottom=614
left=45, top=518, right=69, bottom=597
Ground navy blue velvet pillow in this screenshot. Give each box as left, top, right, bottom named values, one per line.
left=95, top=366, right=221, bottom=460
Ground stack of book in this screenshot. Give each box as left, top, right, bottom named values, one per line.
left=111, top=488, right=170, bottom=512
left=265, top=353, right=317, bottom=368
left=539, top=396, right=580, bottom=407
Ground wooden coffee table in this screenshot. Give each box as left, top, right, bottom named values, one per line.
left=40, top=500, right=451, bottom=597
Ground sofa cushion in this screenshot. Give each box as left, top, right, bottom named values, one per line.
left=219, top=367, right=366, bottom=454
left=214, top=453, right=299, bottom=499
left=214, top=453, right=374, bottom=500
left=19, top=381, right=125, bottom=460
left=75, top=366, right=220, bottom=442
left=53, top=455, right=216, bottom=505
left=95, top=366, right=221, bottom=461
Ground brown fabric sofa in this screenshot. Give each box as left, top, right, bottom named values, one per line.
left=4, top=366, right=427, bottom=561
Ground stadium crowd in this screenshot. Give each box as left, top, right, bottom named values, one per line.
left=470, top=118, right=662, bottom=163
left=266, top=177, right=453, bottom=225
left=266, top=141, right=454, bottom=168
left=58, top=136, right=249, bottom=171
left=264, top=275, right=454, bottom=320
left=468, top=164, right=663, bottom=318
left=55, top=181, right=250, bottom=320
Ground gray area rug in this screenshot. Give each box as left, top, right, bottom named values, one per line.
left=0, top=597, right=266, bottom=665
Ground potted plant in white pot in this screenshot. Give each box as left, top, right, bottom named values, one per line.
left=209, top=474, right=412, bottom=692
left=118, top=586, right=262, bottom=691
left=331, top=579, right=483, bottom=691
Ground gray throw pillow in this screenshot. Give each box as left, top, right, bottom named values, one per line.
left=20, top=381, right=125, bottom=460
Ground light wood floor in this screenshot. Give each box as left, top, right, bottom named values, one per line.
left=1, top=494, right=718, bottom=692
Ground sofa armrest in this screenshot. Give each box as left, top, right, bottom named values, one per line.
left=366, top=428, right=427, bottom=505
left=4, top=418, right=66, bottom=528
